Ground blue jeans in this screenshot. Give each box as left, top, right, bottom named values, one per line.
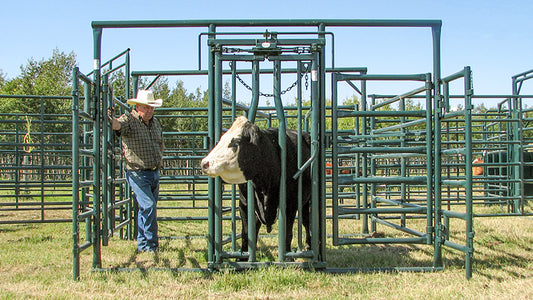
left=127, top=170, right=160, bottom=251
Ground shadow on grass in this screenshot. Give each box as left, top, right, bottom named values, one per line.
left=326, top=244, right=435, bottom=269
left=98, top=221, right=533, bottom=280
left=472, top=233, right=533, bottom=280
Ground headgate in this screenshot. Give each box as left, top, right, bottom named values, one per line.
left=71, top=19, right=483, bottom=279
left=206, top=28, right=327, bottom=268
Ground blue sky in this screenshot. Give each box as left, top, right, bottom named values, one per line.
left=1, top=0, right=531, bottom=108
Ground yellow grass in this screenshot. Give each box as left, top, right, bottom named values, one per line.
left=1, top=203, right=533, bottom=299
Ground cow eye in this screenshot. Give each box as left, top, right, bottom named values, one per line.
left=228, top=138, right=240, bottom=151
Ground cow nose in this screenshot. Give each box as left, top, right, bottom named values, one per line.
left=201, top=160, right=209, bottom=173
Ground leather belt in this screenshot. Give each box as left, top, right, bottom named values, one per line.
left=140, top=166, right=158, bottom=171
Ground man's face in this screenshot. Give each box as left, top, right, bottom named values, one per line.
left=136, top=103, right=154, bottom=121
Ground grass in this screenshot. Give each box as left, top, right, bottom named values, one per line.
left=1, top=207, right=533, bottom=299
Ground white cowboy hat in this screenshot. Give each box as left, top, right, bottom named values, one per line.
left=127, top=90, right=163, bottom=107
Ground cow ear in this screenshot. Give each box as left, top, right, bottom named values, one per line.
left=243, top=122, right=260, bottom=145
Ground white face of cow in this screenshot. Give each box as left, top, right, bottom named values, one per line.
left=200, top=116, right=248, bottom=184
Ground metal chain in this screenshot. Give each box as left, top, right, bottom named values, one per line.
left=234, top=64, right=310, bottom=98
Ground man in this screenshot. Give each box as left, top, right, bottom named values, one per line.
left=109, top=90, right=164, bottom=252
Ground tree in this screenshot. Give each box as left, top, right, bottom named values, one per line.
left=0, top=70, right=6, bottom=90
left=1, top=48, right=76, bottom=97
left=0, top=49, right=78, bottom=141
left=0, top=49, right=77, bottom=115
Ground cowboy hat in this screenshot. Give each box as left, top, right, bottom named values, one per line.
left=127, top=90, right=163, bottom=107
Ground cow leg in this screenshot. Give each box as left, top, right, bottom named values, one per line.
left=285, top=207, right=297, bottom=253
left=302, top=200, right=312, bottom=251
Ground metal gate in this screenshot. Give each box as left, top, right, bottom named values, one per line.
left=330, top=72, right=437, bottom=269
left=72, top=19, right=481, bottom=279
left=205, top=29, right=327, bottom=269
left=330, top=67, right=475, bottom=278
left=71, top=50, right=133, bottom=280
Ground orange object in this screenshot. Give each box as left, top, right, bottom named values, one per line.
left=472, top=158, right=484, bottom=175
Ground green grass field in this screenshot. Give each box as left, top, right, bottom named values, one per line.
left=1, top=207, right=533, bottom=299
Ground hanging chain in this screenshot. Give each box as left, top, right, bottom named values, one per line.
left=233, top=63, right=310, bottom=98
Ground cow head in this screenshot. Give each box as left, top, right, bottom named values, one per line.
left=200, top=116, right=260, bottom=184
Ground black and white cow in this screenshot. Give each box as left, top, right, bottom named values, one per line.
left=200, top=116, right=312, bottom=253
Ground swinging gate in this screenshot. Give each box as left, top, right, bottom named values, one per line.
left=71, top=19, right=478, bottom=279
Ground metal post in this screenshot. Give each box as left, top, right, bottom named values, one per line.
left=214, top=50, right=223, bottom=264
left=296, top=61, right=304, bottom=251
left=92, top=26, right=103, bottom=270
left=273, top=59, right=288, bottom=261
left=318, top=24, right=327, bottom=262
left=464, top=67, right=474, bottom=279
left=424, top=73, right=434, bottom=246
left=207, top=24, right=216, bottom=267
left=310, top=53, right=321, bottom=260
left=331, top=72, right=339, bottom=246
left=247, top=181, right=256, bottom=262
left=248, top=61, right=260, bottom=122
left=71, top=67, right=81, bottom=281
left=432, top=23, right=443, bottom=270
left=101, top=75, right=110, bottom=246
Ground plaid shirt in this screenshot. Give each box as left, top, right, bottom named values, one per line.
left=116, top=109, right=164, bottom=170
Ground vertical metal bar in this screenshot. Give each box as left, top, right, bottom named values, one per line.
left=39, top=96, right=45, bottom=221
left=369, top=95, right=377, bottom=234
left=432, top=23, right=443, bottom=270
left=433, top=75, right=443, bottom=268
left=14, top=116, right=20, bottom=205
left=331, top=72, right=339, bottom=246
left=273, top=59, right=287, bottom=261
left=231, top=61, right=237, bottom=120
left=247, top=181, right=256, bottom=262
left=248, top=61, right=260, bottom=122
left=71, top=67, right=81, bottom=281
left=92, top=27, right=102, bottom=270
left=206, top=24, right=216, bottom=267
left=511, top=76, right=522, bottom=213
left=424, top=73, right=433, bottom=246
left=310, top=52, right=320, bottom=260
left=464, top=66, right=474, bottom=279
left=361, top=78, right=369, bottom=235
left=318, top=24, right=327, bottom=262
left=125, top=50, right=131, bottom=100
left=214, top=50, right=223, bottom=264
left=400, top=98, right=407, bottom=227
left=101, top=75, right=110, bottom=246
left=247, top=60, right=258, bottom=262
left=83, top=84, right=92, bottom=243
left=296, top=61, right=303, bottom=251
left=513, top=73, right=526, bottom=213
left=230, top=61, right=238, bottom=252
left=132, top=76, right=139, bottom=98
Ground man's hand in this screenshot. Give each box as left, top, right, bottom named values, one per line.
left=107, top=107, right=121, bottom=130
left=106, top=107, right=114, bottom=123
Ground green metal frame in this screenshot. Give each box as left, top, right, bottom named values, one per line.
left=71, top=50, right=133, bottom=280
left=0, top=95, right=73, bottom=224
left=206, top=30, right=326, bottom=269
left=69, top=18, right=496, bottom=280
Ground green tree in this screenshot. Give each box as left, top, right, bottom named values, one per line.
left=0, top=70, right=6, bottom=90
left=2, top=48, right=76, bottom=97
left=156, top=80, right=208, bottom=136
left=0, top=49, right=77, bottom=115
left=0, top=49, right=77, bottom=141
